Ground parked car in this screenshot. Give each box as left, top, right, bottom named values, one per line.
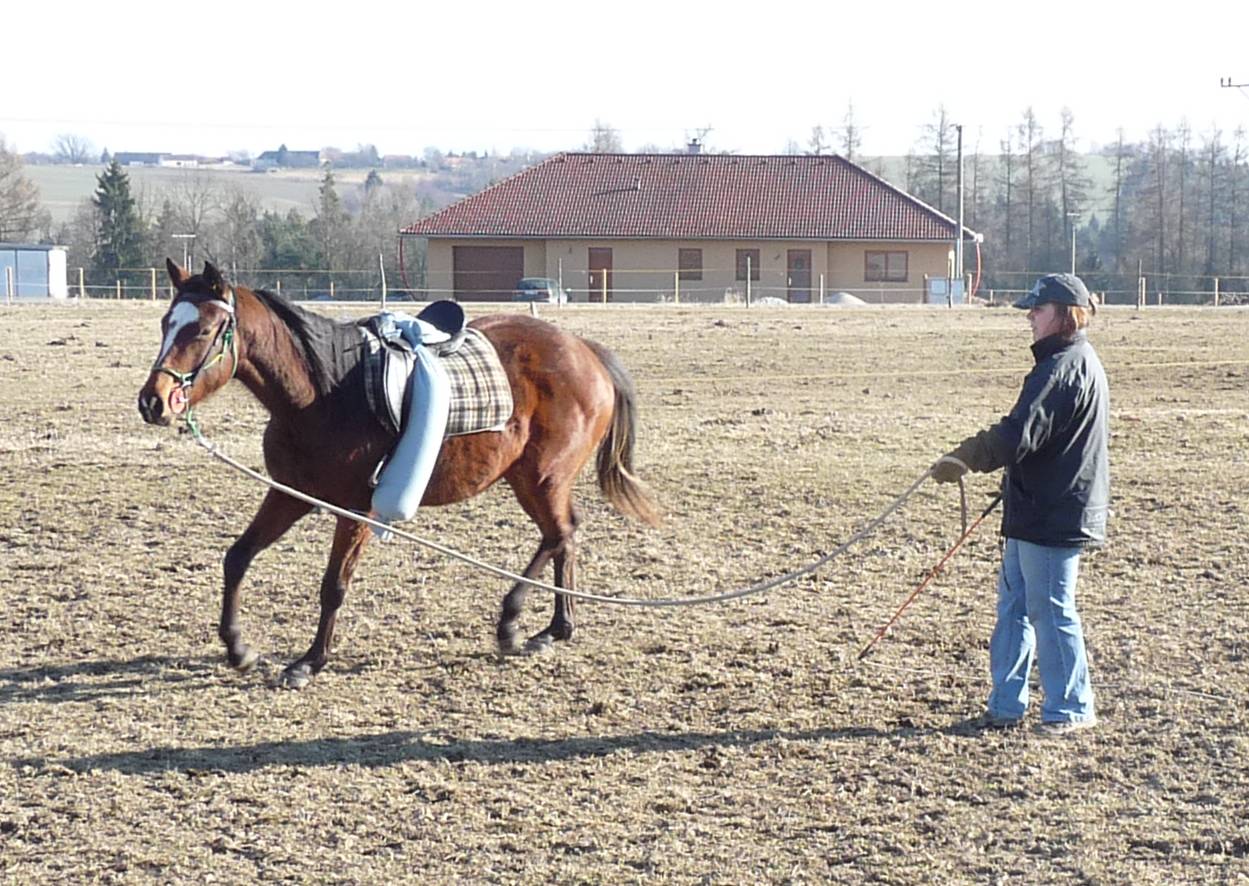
left=512, top=277, right=570, bottom=304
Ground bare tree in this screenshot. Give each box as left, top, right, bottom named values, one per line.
left=1018, top=107, right=1045, bottom=269
left=1229, top=128, right=1245, bottom=276
left=967, top=128, right=985, bottom=233
left=167, top=170, right=220, bottom=264
left=0, top=137, right=50, bottom=241
left=837, top=101, right=863, bottom=162
left=1175, top=120, right=1191, bottom=275
left=913, top=105, right=956, bottom=213
left=1106, top=129, right=1130, bottom=274
left=995, top=128, right=1019, bottom=269
left=53, top=133, right=95, bottom=165
left=586, top=120, right=623, bottom=153
left=807, top=125, right=828, bottom=155
left=1054, top=108, right=1091, bottom=271
left=1200, top=128, right=1224, bottom=275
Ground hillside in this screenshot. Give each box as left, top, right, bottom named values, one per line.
left=26, top=165, right=443, bottom=225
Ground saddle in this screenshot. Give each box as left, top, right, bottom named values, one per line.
left=359, top=302, right=514, bottom=438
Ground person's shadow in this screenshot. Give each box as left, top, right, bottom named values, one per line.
left=3, top=655, right=1000, bottom=776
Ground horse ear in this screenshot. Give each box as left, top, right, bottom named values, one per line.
left=202, top=261, right=225, bottom=294
left=166, top=258, right=189, bottom=288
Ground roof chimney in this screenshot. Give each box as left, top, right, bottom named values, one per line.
left=686, top=138, right=702, bottom=155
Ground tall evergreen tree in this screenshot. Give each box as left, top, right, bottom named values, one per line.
left=91, top=159, right=144, bottom=286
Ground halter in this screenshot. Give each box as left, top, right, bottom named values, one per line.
left=153, top=288, right=240, bottom=413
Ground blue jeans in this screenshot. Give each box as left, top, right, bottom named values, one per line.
left=986, top=538, right=1095, bottom=724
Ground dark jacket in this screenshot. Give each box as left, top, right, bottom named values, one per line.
left=950, top=331, right=1109, bottom=546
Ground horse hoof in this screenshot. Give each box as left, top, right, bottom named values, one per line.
left=277, top=664, right=314, bottom=690
left=496, top=638, right=524, bottom=658
left=232, top=647, right=260, bottom=673
left=523, top=634, right=555, bottom=655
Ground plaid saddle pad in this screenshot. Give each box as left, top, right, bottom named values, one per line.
left=359, top=324, right=514, bottom=438
left=438, top=328, right=514, bottom=437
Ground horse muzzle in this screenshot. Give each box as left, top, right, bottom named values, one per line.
left=138, top=379, right=184, bottom=426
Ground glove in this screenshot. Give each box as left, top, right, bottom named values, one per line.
left=930, top=455, right=969, bottom=484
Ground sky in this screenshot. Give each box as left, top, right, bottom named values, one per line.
left=4, top=1, right=1247, bottom=160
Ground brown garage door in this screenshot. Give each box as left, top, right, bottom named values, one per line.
left=453, top=245, right=524, bottom=301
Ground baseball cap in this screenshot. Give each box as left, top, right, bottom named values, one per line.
left=1014, top=273, right=1092, bottom=309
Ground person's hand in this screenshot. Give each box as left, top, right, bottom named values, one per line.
left=930, top=455, right=969, bottom=484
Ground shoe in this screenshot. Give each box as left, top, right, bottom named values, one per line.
left=975, top=713, right=1022, bottom=730
left=1035, top=716, right=1097, bottom=736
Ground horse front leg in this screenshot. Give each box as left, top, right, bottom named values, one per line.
left=278, top=515, right=371, bottom=690
left=221, top=490, right=313, bottom=672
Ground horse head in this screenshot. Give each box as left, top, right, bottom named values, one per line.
left=137, top=259, right=240, bottom=426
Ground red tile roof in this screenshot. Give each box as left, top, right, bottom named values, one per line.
left=402, top=152, right=974, bottom=242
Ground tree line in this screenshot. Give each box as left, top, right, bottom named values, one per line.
left=886, top=106, right=1249, bottom=300
left=3, top=111, right=1248, bottom=303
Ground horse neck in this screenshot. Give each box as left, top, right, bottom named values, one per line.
left=232, top=287, right=321, bottom=419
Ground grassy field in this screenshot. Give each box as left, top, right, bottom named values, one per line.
left=26, top=165, right=437, bottom=225
left=1, top=300, right=1246, bottom=882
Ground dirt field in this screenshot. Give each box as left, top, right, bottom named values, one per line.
left=2, top=299, right=1247, bottom=884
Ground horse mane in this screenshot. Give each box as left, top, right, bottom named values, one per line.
left=248, top=287, right=362, bottom=396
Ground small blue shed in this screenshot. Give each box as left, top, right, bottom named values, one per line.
left=0, top=244, right=69, bottom=299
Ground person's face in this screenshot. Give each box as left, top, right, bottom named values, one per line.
left=1028, top=302, right=1063, bottom=342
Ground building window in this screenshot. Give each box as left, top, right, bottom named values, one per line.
left=678, top=248, right=703, bottom=281
left=735, top=248, right=761, bottom=281
left=865, top=250, right=909, bottom=282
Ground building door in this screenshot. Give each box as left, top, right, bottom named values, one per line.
left=452, top=245, right=524, bottom=301
left=588, top=248, right=613, bottom=302
left=787, top=249, right=812, bottom=303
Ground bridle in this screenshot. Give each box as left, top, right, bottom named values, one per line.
left=153, top=287, right=240, bottom=400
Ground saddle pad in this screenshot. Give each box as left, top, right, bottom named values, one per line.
left=438, top=328, right=514, bottom=437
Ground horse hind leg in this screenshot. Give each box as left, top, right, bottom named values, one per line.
left=497, top=541, right=557, bottom=656
left=527, top=504, right=581, bottom=653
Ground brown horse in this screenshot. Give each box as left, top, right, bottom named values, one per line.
left=137, top=260, right=659, bottom=688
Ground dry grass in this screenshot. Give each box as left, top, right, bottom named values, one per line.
left=2, top=300, right=1247, bottom=883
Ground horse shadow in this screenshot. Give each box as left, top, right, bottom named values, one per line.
left=19, top=720, right=989, bottom=777
left=0, top=654, right=222, bottom=705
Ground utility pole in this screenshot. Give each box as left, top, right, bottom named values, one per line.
left=172, top=233, right=196, bottom=270
left=955, top=124, right=964, bottom=284
left=1067, top=211, right=1079, bottom=274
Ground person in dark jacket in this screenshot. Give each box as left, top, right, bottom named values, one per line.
left=932, top=273, right=1108, bottom=736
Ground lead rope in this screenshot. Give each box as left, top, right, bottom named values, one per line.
left=183, top=421, right=970, bottom=609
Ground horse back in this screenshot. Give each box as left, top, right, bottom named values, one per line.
left=420, top=314, right=615, bottom=507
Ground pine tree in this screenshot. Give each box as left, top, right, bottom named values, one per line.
left=312, top=167, right=349, bottom=289
left=91, top=159, right=143, bottom=286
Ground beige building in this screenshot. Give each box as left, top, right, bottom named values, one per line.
left=402, top=152, right=979, bottom=304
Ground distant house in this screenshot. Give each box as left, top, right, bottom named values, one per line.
left=1, top=243, right=69, bottom=299
left=401, top=152, right=980, bottom=303
left=159, top=154, right=201, bottom=169
left=254, top=146, right=323, bottom=170
left=113, top=152, right=165, bottom=167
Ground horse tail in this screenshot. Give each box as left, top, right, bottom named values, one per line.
left=585, top=339, right=662, bottom=528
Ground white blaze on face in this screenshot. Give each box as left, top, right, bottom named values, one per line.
left=155, top=301, right=202, bottom=365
